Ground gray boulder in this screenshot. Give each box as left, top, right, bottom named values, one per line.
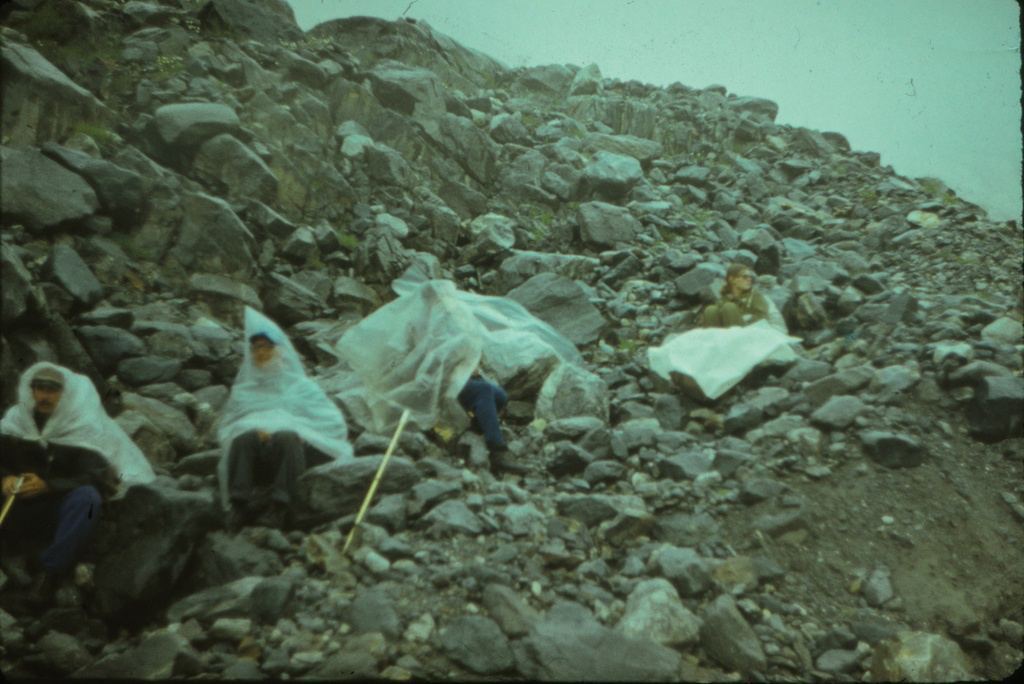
left=74, top=629, right=200, bottom=679
left=507, top=272, right=607, bottom=345
left=1, top=41, right=112, bottom=145
left=441, top=615, right=514, bottom=674
left=518, top=601, right=681, bottom=681
left=966, top=375, right=1024, bottom=442
left=423, top=500, right=484, bottom=536
left=496, top=250, right=601, bottom=291
left=582, top=150, right=643, bottom=198
left=617, top=577, right=702, bottom=646
left=577, top=201, right=642, bottom=248
left=1, top=146, right=99, bottom=233
left=91, top=483, right=217, bottom=621
left=516, top=64, right=574, bottom=96
left=44, top=244, right=103, bottom=307
left=483, top=583, right=541, bottom=637
left=568, top=63, right=603, bottom=96
left=41, top=143, right=147, bottom=229
left=76, top=325, right=146, bottom=373
left=1, top=245, right=33, bottom=324
left=859, top=431, right=925, bottom=468
left=582, top=132, right=662, bottom=163
left=192, top=133, right=278, bottom=202
left=435, top=113, right=499, bottom=185
left=810, top=395, right=865, bottom=430
left=655, top=546, right=711, bottom=597
left=367, top=61, right=447, bottom=133
left=169, top=192, right=256, bottom=281
left=295, top=456, right=419, bottom=525
left=699, top=594, right=766, bottom=675
left=151, top=102, right=241, bottom=161
left=536, top=363, right=609, bottom=423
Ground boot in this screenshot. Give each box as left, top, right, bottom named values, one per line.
left=488, top=445, right=528, bottom=476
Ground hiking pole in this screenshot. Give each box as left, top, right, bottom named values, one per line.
left=342, top=409, right=411, bottom=556
left=0, top=476, right=25, bottom=528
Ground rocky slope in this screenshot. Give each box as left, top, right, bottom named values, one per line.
left=1, top=0, right=1022, bottom=680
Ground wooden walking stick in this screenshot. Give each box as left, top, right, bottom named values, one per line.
left=342, top=409, right=411, bottom=556
left=0, top=476, right=25, bottom=528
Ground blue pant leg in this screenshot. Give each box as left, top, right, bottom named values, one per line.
left=458, top=379, right=507, bottom=449
left=39, top=486, right=102, bottom=577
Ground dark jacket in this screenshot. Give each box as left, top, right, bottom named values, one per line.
left=0, top=433, right=117, bottom=499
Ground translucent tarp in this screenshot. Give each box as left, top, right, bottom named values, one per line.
left=647, top=319, right=801, bottom=400
left=334, top=277, right=582, bottom=434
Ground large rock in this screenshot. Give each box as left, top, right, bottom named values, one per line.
left=870, top=631, right=973, bottom=682
left=569, top=63, right=603, bottom=96
left=44, top=244, right=103, bottom=307
left=192, top=133, right=278, bottom=203
left=507, top=272, right=607, bottom=345
left=577, top=201, right=642, bottom=248
left=440, top=615, right=514, bottom=674
left=295, top=456, right=419, bottom=525
left=75, top=325, right=146, bottom=374
left=582, top=150, right=643, bottom=198
left=168, top=192, right=256, bottom=281
left=367, top=61, right=447, bottom=135
left=74, top=630, right=200, bottom=680
left=151, top=102, right=241, bottom=163
left=196, top=0, right=303, bottom=43
left=482, top=583, right=541, bottom=637
left=582, top=132, right=662, bottom=163
left=1, top=41, right=112, bottom=146
left=859, top=431, right=925, bottom=468
left=1, top=245, right=33, bottom=325
left=435, top=113, right=499, bottom=185
left=91, top=483, right=217, bottom=621
left=466, top=212, right=516, bottom=263
left=518, top=601, right=681, bottom=681
left=1, top=146, right=99, bottom=233
left=496, top=250, right=601, bottom=291
left=41, top=143, right=147, bottom=229
left=810, top=395, right=865, bottom=430
left=617, top=578, right=702, bottom=646
left=654, top=546, right=711, bottom=597
left=263, top=272, right=327, bottom=325
left=699, top=594, right=766, bottom=675
left=980, top=316, right=1023, bottom=346
left=516, top=64, right=574, bottom=96
left=966, top=375, right=1024, bottom=442
left=535, top=363, right=609, bottom=423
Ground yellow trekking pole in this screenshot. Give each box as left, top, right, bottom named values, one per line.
left=0, top=476, right=26, bottom=528
left=342, top=409, right=410, bottom=556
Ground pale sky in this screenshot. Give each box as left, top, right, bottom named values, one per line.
left=286, top=0, right=1022, bottom=223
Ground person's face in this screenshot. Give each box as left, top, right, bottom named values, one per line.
left=31, top=384, right=63, bottom=415
left=730, top=270, right=754, bottom=293
left=250, top=339, right=277, bottom=368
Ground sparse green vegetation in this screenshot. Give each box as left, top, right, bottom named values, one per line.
left=335, top=229, right=360, bottom=251
left=69, top=120, right=116, bottom=148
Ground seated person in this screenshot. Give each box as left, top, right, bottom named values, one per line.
left=1, top=363, right=155, bottom=604
left=458, top=368, right=527, bottom=475
left=218, top=307, right=352, bottom=530
left=701, top=263, right=770, bottom=328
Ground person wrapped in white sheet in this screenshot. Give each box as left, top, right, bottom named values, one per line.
left=1, top=362, right=155, bottom=602
left=218, top=307, right=353, bottom=528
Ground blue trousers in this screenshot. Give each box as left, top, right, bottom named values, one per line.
left=2, top=485, right=102, bottom=577
left=458, top=378, right=508, bottom=450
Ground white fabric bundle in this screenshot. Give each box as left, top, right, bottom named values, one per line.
left=0, top=361, right=156, bottom=494
left=647, top=319, right=801, bottom=400
left=336, top=277, right=582, bottom=434
left=217, top=306, right=354, bottom=458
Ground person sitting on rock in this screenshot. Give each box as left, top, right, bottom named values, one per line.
left=700, top=263, right=771, bottom=328
left=457, top=367, right=527, bottom=475
left=0, top=363, right=155, bottom=605
left=218, top=307, right=353, bottom=531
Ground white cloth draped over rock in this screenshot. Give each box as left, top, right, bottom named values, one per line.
left=648, top=319, right=801, bottom=400
left=0, top=361, right=156, bottom=495
left=217, top=307, right=353, bottom=507
left=334, top=277, right=582, bottom=435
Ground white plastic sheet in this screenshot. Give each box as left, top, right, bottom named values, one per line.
left=1, top=361, right=156, bottom=493
left=335, top=278, right=582, bottom=434
left=647, top=319, right=801, bottom=400
left=217, top=307, right=354, bottom=506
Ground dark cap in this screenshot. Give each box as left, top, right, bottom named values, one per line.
left=30, top=367, right=64, bottom=390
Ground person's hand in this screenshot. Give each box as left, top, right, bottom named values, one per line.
left=2, top=475, right=20, bottom=497
left=257, top=431, right=271, bottom=443
left=14, top=473, right=48, bottom=499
